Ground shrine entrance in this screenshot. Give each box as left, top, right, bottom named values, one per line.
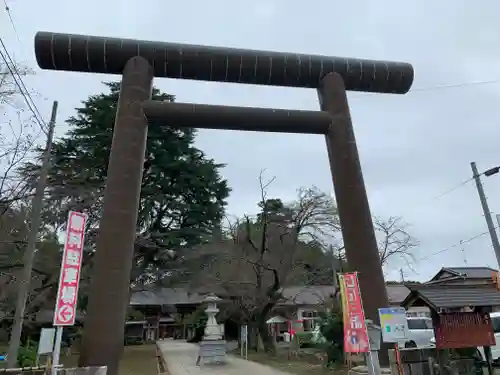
left=34, top=31, right=414, bottom=374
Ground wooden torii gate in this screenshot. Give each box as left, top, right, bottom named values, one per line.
left=34, top=32, right=414, bottom=374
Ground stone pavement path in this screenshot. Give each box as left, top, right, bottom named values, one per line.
left=157, top=340, right=292, bottom=375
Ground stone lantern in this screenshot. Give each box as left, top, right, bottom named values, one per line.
left=196, top=293, right=227, bottom=366
left=203, top=294, right=223, bottom=340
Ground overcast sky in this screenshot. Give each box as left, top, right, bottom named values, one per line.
left=2, top=0, right=500, bottom=282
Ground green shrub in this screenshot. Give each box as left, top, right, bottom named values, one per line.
left=17, top=343, right=37, bottom=367
left=318, top=308, right=344, bottom=365
left=295, top=331, right=314, bottom=348
left=186, top=308, right=207, bottom=343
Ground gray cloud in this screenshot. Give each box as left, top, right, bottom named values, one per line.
left=2, top=0, right=500, bottom=282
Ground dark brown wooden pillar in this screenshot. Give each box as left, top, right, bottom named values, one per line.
left=79, top=56, right=153, bottom=375
left=318, top=72, right=389, bottom=352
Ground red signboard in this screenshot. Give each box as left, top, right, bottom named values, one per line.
left=434, top=312, right=495, bottom=349
left=339, top=273, right=370, bottom=353
left=53, top=211, right=87, bottom=326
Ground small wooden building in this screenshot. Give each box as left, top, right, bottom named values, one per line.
left=402, top=283, right=500, bottom=349
left=128, top=287, right=206, bottom=341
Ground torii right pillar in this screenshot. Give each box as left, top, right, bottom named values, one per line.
left=318, top=72, right=390, bottom=360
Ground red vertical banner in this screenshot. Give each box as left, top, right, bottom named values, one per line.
left=53, top=211, right=87, bottom=326
left=339, top=273, right=370, bottom=353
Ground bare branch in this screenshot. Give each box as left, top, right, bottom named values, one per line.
left=374, top=216, right=419, bottom=267
left=335, top=216, right=419, bottom=269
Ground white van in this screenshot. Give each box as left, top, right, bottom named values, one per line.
left=405, top=317, right=435, bottom=348
left=479, top=312, right=500, bottom=361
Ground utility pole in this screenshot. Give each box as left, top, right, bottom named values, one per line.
left=495, top=215, right=500, bottom=268
left=471, top=162, right=500, bottom=268
left=399, top=268, right=405, bottom=283
left=7, top=101, right=58, bottom=367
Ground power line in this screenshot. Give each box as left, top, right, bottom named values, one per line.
left=430, top=177, right=474, bottom=201
left=0, top=37, right=48, bottom=134
left=416, top=227, right=496, bottom=262
left=391, top=177, right=474, bottom=223
left=2, top=0, right=21, bottom=45
left=411, top=78, right=500, bottom=93
left=352, top=78, right=500, bottom=100
left=403, top=168, right=497, bottom=214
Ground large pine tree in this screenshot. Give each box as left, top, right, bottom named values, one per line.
left=20, top=82, right=230, bottom=284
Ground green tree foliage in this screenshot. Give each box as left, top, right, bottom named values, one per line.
left=185, top=308, right=208, bottom=343
left=19, top=82, right=230, bottom=285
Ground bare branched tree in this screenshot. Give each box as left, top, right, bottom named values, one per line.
left=290, top=186, right=340, bottom=244
left=187, top=172, right=340, bottom=353
left=0, top=60, right=33, bottom=108
left=374, top=216, right=419, bottom=268
left=0, top=60, right=39, bottom=215
left=335, top=216, right=419, bottom=270
left=0, top=116, right=40, bottom=214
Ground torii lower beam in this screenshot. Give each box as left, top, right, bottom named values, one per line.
left=142, top=101, right=331, bottom=134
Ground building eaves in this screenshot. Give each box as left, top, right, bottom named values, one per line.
left=402, top=284, right=500, bottom=310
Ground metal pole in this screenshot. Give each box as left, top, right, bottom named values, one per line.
left=51, top=327, right=63, bottom=375
left=471, top=162, right=500, bottom=268
left=7, top=101, right=58, bottom=367
left=496, top=214, right=500, bottom=235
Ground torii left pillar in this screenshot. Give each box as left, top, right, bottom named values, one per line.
left=79, top=57, right=153, bottom=375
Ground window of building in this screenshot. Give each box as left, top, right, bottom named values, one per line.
left=303, top=319, right=316, bottom=331
left=407, top=318, right=433, bottom=330
left=302, top=310, right=318, bottom=318
left=491, top=317, right=500, bottom=333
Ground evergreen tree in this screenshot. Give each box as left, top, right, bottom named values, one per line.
left=20, top=82, right=230, bottom=284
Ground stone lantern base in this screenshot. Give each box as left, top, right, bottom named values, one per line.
left=197, top=340, right=228, bottom=366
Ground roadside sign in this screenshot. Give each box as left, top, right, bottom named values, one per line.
left=240, top=325, right=248, bottom=359
left=38, top=328, right=56, bottom=355
left=241, top=325, right=248, bottom=343
left=378, top=307, right=409, bottom=343
left=53, top=211, right=87, bottom=326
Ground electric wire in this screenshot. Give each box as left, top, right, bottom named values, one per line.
left=352, top=78, right=500, bottom=100
left=0, top=38, right=48, bottom=134
left=2, top=0, right=21, bottom=46
left=411, top=78, right=500, bottom=93
left=430, top=177, right=475, bottom=201
left=416, top=228, right=497, bottom=262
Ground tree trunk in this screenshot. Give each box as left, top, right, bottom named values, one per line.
left=248, top=323, right=259, bottom=351
left=258, top=316, right=276, bottom=354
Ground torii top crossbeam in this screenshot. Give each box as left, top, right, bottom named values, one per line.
left=34, top=32, right=414, bottom=94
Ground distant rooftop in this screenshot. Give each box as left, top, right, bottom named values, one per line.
left=129, top=288, right=206, bottom=306
left=403, top=283, right=500, bottom=309
left=128, top=284, right=410, bottom=306
left=279, top=286, right=335, bottom=305
left=386, top=284, right=411, bottom=304
left=429, top=266, right=498, bottom=282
